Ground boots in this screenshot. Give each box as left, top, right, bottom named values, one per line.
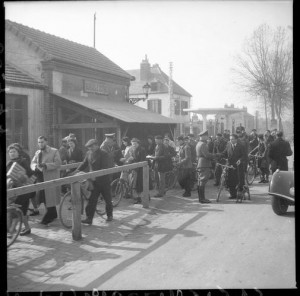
left=198, top=185, right=211, bottom=203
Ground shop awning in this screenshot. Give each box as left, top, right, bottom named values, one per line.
left=52, top=93, right=180, bottom=124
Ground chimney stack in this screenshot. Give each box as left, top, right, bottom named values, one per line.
left=140, top=55, right=151, bottom=81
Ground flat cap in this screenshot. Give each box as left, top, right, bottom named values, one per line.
left=199, top=130, right=208, bottom=136
left=187, top=133, right=194, bottom=137
left=216, top=133, right=222, bottom=137
left=183, top=136, right=189, bottom=140
left=177, top=135, right=184, bottom=141
left=163, top=137, right=170, bottom=141
left=131, top=137, right=140, bottom=143
left=105, top=133, right=115, bottom=138
left=85, top=139, right=98, bottom=147
left=155, top=135, right=163, bottom=140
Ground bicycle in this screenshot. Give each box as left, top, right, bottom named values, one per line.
left=110, top=170, right=136, bottom=205
left=246, top=154, right=262, bottom=185
left=59, top=179, right=106, bottom=229
left=216, top=163, right=250, bottom=203
left=165, top=160, right=179, bottom=190
left=7, top=203, right=23, bottom=248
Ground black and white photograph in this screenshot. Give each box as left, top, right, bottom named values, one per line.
left=3, top=0, right=294, bottom=292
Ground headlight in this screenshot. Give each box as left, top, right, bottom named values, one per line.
left=289, top=187, right=294, bottom=196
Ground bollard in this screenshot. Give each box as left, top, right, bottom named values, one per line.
left=71, top=181, right=82, bottom=241
left=142, top=164, right=150, bottom=208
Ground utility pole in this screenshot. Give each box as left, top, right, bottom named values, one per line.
left=93, top=13, right=96, bottom=48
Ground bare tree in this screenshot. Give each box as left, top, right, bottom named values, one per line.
left=232, top=24, right=293, bottom=131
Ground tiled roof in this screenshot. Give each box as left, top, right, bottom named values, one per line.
left=6, top=20, right=131, bottom=79
left=52, top=93, right=179, bottom=124
left=127, top=65, right=192, bottom=97
left=5, top=62, right=45, bottom=88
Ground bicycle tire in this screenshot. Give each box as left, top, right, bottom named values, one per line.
left=246, top=165, right=255, bottom=185
left=7, top=207, right=23, bottom=248
left=216, top=175, right=225, bottom=202
left=59, top=191, right=84, bottom=229
left=111, top=178, right=127, bottom=207
left=95, top=196, right=106, bottom=217
left=165, top=171, right=176, bottom=191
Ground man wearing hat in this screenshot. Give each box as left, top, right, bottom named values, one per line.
left=177, top=136, right=193, bottom=197
left=213, top=133, right=227, bottom=186
left=151, top=135, right=169, bottom=197
left=196, top=130, right=216, bottom=203
left=75, top=139, right=113, bottom=223
left=100, top=133, right=117, bottom=168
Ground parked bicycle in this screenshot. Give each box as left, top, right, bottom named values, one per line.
left=59, top=177, right=106, bottom=229
left=110, top=170, right=136, bottom=205
left=246, top=154, right=262, bottom=185
left=7, top=203, right=23, bottom=248
left=165, top=159, right=179, bottom=190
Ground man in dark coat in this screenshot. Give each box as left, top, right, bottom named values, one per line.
left=268, top=131, right=293, bottom=173
left=219, top=134, right=245, bottom=199
left=76, top=139, right=113, bottom=224
left=249, top=129, right=258, bottom=153
left=213, top=133, right=227, bottom=186
left=196, top=130, right=216, bottom=203
left=152, top=135, right=169, bottom=197
left=178, top=136, right=193, bottom=197
left=130, top=138, right=146, bottom=204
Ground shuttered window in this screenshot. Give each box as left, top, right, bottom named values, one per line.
left=147, top=99, right=162, bottom=114
left=181, top=101, right=188, bottom=115
left=174, top=100, right=180, bottom=115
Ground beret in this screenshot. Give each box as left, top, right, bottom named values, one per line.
left=177, top=136, right=184, bottom=141
left=155, top=135, right=163, bottom=140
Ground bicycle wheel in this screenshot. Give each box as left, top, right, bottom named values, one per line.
left=7, top=207, right=23, bottom=248
left=216, top=175, right=226, bottom=202
left=111, top=178, right=127, bottom=207
left=95, top=195, right=106, bottom=217
left=165, top=171, right=176, bottom=191
left=59, top=191, right=84, bottom=229
left=246, top=164, right=255, bottom=185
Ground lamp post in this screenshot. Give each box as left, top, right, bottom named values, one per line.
left=232, top=119, right=235, bottom=134
left=128, top=82, right=151, bottom=104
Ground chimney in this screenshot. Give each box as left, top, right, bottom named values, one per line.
left=140, top=55, right=151, bottom=81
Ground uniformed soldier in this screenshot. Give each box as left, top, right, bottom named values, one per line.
left=196, top=130, right=216, bottom=203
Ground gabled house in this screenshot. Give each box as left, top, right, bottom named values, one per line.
left=5, top=20, right=177, bottom=156
left=127, top=56, right=192, bottom=138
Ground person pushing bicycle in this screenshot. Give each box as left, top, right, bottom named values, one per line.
left=217, top=133, right=246, bottom=199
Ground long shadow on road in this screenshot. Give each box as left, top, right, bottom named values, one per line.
left=7, top=189, right=223, bottom=291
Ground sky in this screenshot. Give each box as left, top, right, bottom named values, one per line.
left=4, top=0, right=293, bottom=117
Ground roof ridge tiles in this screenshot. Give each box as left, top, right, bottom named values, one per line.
left=6, top=19, right=96, bottom=51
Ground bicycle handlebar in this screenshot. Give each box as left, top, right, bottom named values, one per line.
left=215, top=163, right=236, bottom=170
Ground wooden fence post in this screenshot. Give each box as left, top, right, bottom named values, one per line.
left=71, top=181, right=82, bottom=241
left=142, top=164, right=149, bottom=208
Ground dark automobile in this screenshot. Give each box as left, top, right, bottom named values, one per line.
left=268, top=169, right=294, bottom=215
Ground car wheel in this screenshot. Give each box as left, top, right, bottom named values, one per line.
left=271, top=195, right=289, bottom=215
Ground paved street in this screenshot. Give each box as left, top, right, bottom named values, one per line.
left=7, top=180, right=295, bottom=292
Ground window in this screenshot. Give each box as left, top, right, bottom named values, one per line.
left=5, top=94, right=28, bottom=149
left=150, top=82, right=158, bottom=92
left=174, top=100, right=180, bottom=115
left=147, top=99, right=162, bottom=114
left=181, top=101, right=189, bottom=115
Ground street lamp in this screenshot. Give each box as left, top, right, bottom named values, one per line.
left=128, top=82, right=151, bottom=104
left=232, top=119, right=235, bottom=134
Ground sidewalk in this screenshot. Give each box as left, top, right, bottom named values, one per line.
left=7, top=181, right=270, bottom=292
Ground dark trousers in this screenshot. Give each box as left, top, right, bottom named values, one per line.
left=86, top=181, right=113, bottom=219
left=178, top=168, right=193, bottom=193
left=227, top=164, right=245, bottom=197
left=35, top=171, right=58, bottom=223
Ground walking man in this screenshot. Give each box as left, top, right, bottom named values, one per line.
left=31, top=136, right=62, bottom=225
left=76, top=139, right=113, bottom=224
left=268, top=131, right=293, bottom=174
left=177, top=136, right=193, bottom=197
left=213, top=133, right=227, bottom=186
left=196, top=130, right=216, bottom=203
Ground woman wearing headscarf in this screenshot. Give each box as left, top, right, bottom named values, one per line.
left=7, top=144, right=35, bottom=236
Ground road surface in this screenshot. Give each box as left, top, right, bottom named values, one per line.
left=7, top=180, right=295, bottom=291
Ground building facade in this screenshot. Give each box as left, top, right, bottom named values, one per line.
left=127, top=56, right=192, bottom=139
left=5, top=20, right=177, bottom=157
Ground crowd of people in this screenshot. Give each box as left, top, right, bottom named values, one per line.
left=6, top=127, right=293, bottom=235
